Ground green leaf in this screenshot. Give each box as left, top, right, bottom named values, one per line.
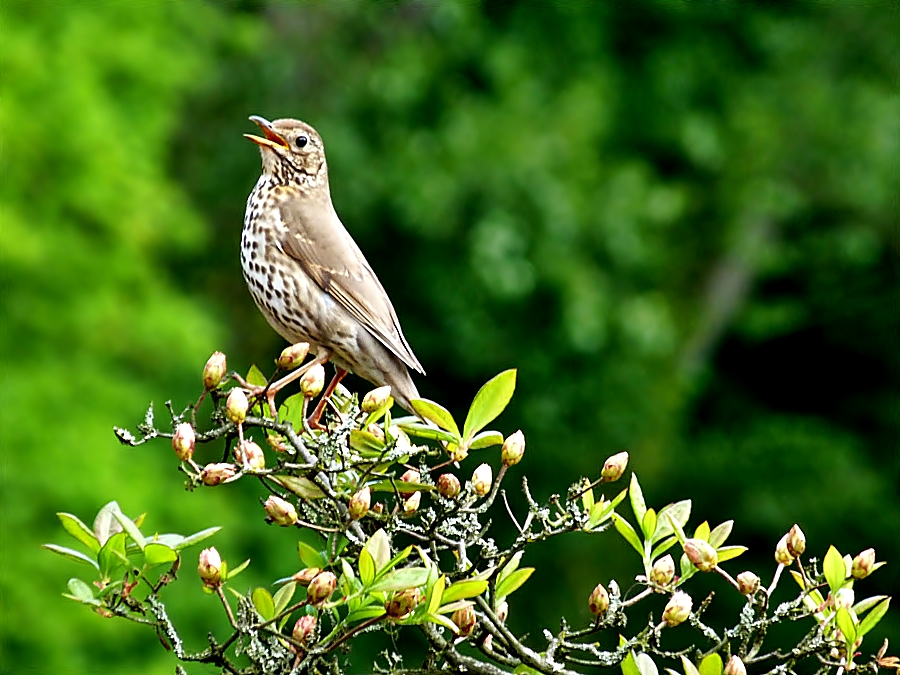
left=363, top=529, right=391, bottom=572
left=423, top=612, right=460, bottom=632
left=225, top=558, right=251, bottom=580
left=469, top=430, right=504, bottom=450
left=273, top=581, right=296, bottom=615
left=370, top=479, right=433, bottom=494
left=498, top=551, right=523, bottom=584
left=496, top=567, right=533, bottom=600
left=368, top=567, right=430, bottom=593
left=693, top=521, right=710, bottom=541
left=246, top=364, right=267, bottom=387
left=629, top=474, right=646, bottom=526
left=581, top=487, right=595, bottom=513
left=612, top=514, right=644, bottom=556
left=64, top=578, right=98, bottom=604
left=278, top=392, right=306, bottom=431
left=359, top=549, right=375, bottom=586
left=428, top=575, right=446, bottom=614
left=654, top=501, right=691, bottom=543
left=462, top=369, right=516, bottom=442
left=858, top=597, right=890, bottom=637
left=112, top=510, right=146, bottom=550
left=650, top=535, right=678, bottom=561
left=622, top=650, right=641, bottom=675
left=641, top=508, right=657, bottom=541
left=835, top=607, right=857, bottom=645
left=698, top=653, right=723, bottom=675
left=397, top=422, right=459, bottom=444
left=93, top=501, right=124, bottom=547
left=174, top=526, right=221, bottom=551
left=57, top=513, right=100, bottom=554
left=298, top=540, right=328, bottom=569
left=252, top=587, right=275, bottom=621
left=853, top=594, right=889, bottom=616
left=143, top=543, right=177, bottom=567
left=708, top=521, right=733, bottom=548
left=274, top=475, right=324, bottom=499
left=679, top=655, right=701, bottom=675
left=715, top=546, right=747, bottom=563
left=42, top=544, right=100, bottom=569
left=97, top=531, right=127, bottom=578
left=410, top=399, right=460, bottom=436
left=440, top=580, right=488, bottom=605
left=349, top=429, right=386, bottom=455
left=823, top=545, right=846, bottom=593
left=345, top=606, right=387, bottom=623
left=679, top=553, right=696, bottom=582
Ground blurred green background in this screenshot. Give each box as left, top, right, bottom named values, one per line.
left=2, top=1, right=897, bottom=673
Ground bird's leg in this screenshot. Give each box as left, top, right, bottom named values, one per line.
left=307, top=367, right=348, bottom=430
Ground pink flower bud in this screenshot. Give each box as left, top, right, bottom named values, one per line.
left=399, top=469, right=420, bottom=498
left=403, top=491, right=421, bottom=516
left=292, top=614, right=317, bottom=647
left=495, top=600, right=509, bottom=622
left=276, top=342, right=309, bottom=370
left=372, top=502, right=385, bottom=515
left=200, top=462, right=237, bottom=486
left=361, top=385, right=392, bottom=413
left=300, top=364, right=325, bottom=398
left=662, top=591, right=692, bottom=627
left=589, top=583, right=610, bottom=615
left=736, top=571, right=760, bottom=595
left=683, top=538, right=718, bottom=572
left=451, top=605, right=477, bottom=636
left=774, top=533, right=794, bottom=565
left=851, top=548, right=876, bottom=580
left=172, top=423, right=195, bottom=461
left=226, top=388, right=248, bottom=424
left=291, top=567, right=322, bottom=586
left=202, top=351, right=227, bottom=390
left=600, top=451, right=629, bottom=482
left=348, top=486, right=371, bottom=520
left=264, top=495, right=298, bottom=526
left=437, top=473, right=461, bottom=499
left=649, top=554, right=675, bottom=587
left=236, top=439, right=265, bottom=470
left=366, top=423, right=385, bottom=443
left=266, top=433, right=288, bottom=453
left=306, top=571, right=336, bottom=607
left=471, top=463, right=493, bottom=497
left=724, top=656, right=746, bottom=675
left=198, top=547, right=222, bottom=587
left=385, top=587, right=422, bottom=619
left=501, top=430, right=525, bottom=467
left=786, top=524, right=806, bottom=557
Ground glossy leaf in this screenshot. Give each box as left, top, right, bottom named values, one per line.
left=496, top=567, right=533, bottom=600
left=622, top=650, right=640, bottom=675
left=97, top=531, right=127, bottom=578
left=629, top=474, right=646, bottom=525
left=174, top=526, right=221, bottom=551
left=397, top=422, right=459, bottom=444
left=440, top=579, right=488, bottom=605
left=225, top=558, right=250, bottom=580
left=858, top=597, right=890, bottom=637
left=680, top=655, right=701, bottom=675
left=112, top=510, right=146, bottom=550
left=693, top=521, right=710, bottom=542
left=410, top=399, right=459, bottom=436
left=246, top=364, right=267, bottom=387
left=654, top=501, right=691, bottom=543
left=143, top=543, right=177, bottom=567
left=252, top=587, right=275, bottom=621
left=698, top=653, right=723, bottom=675
left=273, top=581, right=296, bottom=615
left=715, top=546, right=747, bottom=563
left=823, top=545, right=846, bottom=593
left=641, top=508, right=657, bottom=541
left=368, top=567, right=430, bottom=593
left=64, top=578, right=98, bottom=604
left=93, top=501, right=124, bottom=547
left=469, top=430, right=504, bottom=450
left=835, top=607, right=857, bottom=645
left=613, top=513, right=644, bottom=556
left=57, top=513, right=100, bottom=554
left=634, top=652, right=659, bottom=675
left=42, top=544, right=100, bottom=569
left=462, top=369, right=516, bottom=442
left=359, top=548, right=375, bottom=586
left=708, top=521, right=733, bottom=548
left=298, top=540, right=328, bottom=569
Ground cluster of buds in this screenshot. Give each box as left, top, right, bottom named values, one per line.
left=683, top=538, right=718, bottom=572
left=300, top=364, right=325, bottom=398
left=200, top=462, right=237, bottom=486
left=600, top=451, right=629, bottom=483
left=736, top=571, right=760, bottom=595
left=276, top=342, right=309, bottom=370
left=501, top=430, right=525, bottom=467
left=775, top=524, right=805, bottom=565
left=437, top=473, right=461, bottom=499
left=361, top=385, right=392, bottom=413
left=198, top=547, right=222, bottom=588
left=451, top=605, right=477, bottom=637
left=662, top=591, right=692, bottom=627
left=471, top=463, right=493, bottom=497
left=203, top=352, right=227, bottom=390
left=264, top=495, right=297, bottom=526
left=172, top=423, right=195, bottom=462
left=385, top=587, right=422, bottom=619
left=348, top=486, right=371, bottom=520
left=306, top=571, right=336, bottom=607
left=226, top=388, right=249, bottom=425
left=291, top=614, right=317, bottom=651
left=235, top=439, right=265, bottom=470
left=589, top=582, right=610, bottom=616
left=649, top=554, right=675, bottom=587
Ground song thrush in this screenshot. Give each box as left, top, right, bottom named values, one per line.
left=242, top=115, right=424, bottom=418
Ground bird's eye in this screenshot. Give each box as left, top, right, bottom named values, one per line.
left=295, top=135, right=308, bottom=149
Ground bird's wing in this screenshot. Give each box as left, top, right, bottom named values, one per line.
left=278, top=195, right=424, bottom=374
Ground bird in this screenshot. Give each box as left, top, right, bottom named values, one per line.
left=241, top=115, right=424, bottom=422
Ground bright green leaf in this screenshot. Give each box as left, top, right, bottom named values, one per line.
left=496, top=567, right=533, bottom=600
left=359, top=549, right=375, bottom=586
left=715, top=546, right=747, bottom=563
left=112, top=510, right=146, bottom=550
left=42, top=544, right=99, bottom=569
left=252, top=587, right=275, bottom=621
left=654, top=501, right=691, bottom=543
left=708, top=521, right=733, bottom=549
left=246, top=365, right=267, bottom=387
left=824, top=545, right=846, bottom=593
left=174, top=526, right=221, bottom=551
left=428, top=575, right=446, bottom=614
left=835, top=607, right=857, bottom=645
left=858, top=597, right=890, bottom=637
left=57, top=513, right=100, bottom=554
left=273, top=581, right=296, bottom=615
left=469, top=430, right=504, bottom=450
left=693, top=521, right=710, bottom=542
left=613, top=514, right=644, bottom=556
left=97, top=532, right=127, bottom=578
left=298, top=540, right=328, bottom=569
left=440, top=580, right=488, bottom=605
left=396, top=422, right=459, bottom=444
left=680, top=655, right=702, bottom=675
left=622, top=650, right=641, bottom=675
left=698, top=652, right=723, bottom=675
left=369, top=567, right=430, bottom=593
left=462, top=369, right=516, bottom=442
left=629, top=474, right=646, bottom=525
left=642, top=508, right=657, bottom=542
left=226, top=558, right=250, bottom=580
left=410, top=399, right=460, bottom=436
left=143, top=543, right=177, bottom=567
left=65, top=578, right=97, bottom=603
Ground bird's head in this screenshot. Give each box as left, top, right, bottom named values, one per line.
left=245, top=116, right=328, bottom=188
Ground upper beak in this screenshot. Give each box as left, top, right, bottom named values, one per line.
left=244, top=115, right=289, bottom=150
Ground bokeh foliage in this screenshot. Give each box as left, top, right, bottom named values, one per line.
left=2, top=1, right=896, bottom=673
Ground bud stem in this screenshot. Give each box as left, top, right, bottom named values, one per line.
left=714, top=566, right=741, bottom=591
left=767, top=563, right=785, bottom=596
left=216, top=586, right=238, bottom=628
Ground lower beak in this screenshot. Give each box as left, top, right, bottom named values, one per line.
left=245, top=115, right=289, bottom=150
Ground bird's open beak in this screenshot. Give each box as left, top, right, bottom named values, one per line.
left=244, top=115, right=289, bottom=150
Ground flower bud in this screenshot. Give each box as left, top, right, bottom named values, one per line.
left=372, top=502, right=385, bottom=515
left=292, top=567, right=322, bottom=586
left=276, top=342, right=309, bottom=370
left=403, top=491, right=421, bottom=516
left=266, top=433, right=288, bottom=453
left=724, top=656, right=747, bottom=675
left=226, top=388, right=248, bottom=424
left=236, top=439, right=265, bottom=470
left=495, top=600, right=509, bottom=622
left=649, top=554, right=675, bottom=587
left=834, top=587, right=855, bottom=610
left=362, top=385, right=392, bottom=413
left=501, top=430, right=526, bottom=467
left=200, top=462, right=237, bottom=486
left=172, top=423, right=195, bottom=461
left=385, top=587, right=422, bottom=619
left=736, top=571, right=761, bottom=595
left=774, top=533, right=794, bottom=565
left=292, top=614, right=317, bottom=646
left=684, top=538, right=718, bottom=572
left=472, top=463, right=493, bottom=497
left=851, top=548, right=876, bottom=580
left=399, top=469, right=420, bottom=498
left=437, top=473, right=461, bottom=499
left=300, top=364, right=325, bottom=398
left=198, top=547, right=222, bottom=587
left=662, top=591, right=692, bottom=627
left=306, top=571, right=336, bottom=607
left=451, top=605, right=477, bottom=637
left=589, top=583, right=610, bottom=615
left=348, top=486, right=371, bottom=520
left=786, top=524, right=806, bottom=557
left=264, top=495, right=297, bottom=526
left=366, top=423, right=385, bottom=443
left=600, top=451, right=629, bottom=482
left=203, top=351, right=227, bottom=390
